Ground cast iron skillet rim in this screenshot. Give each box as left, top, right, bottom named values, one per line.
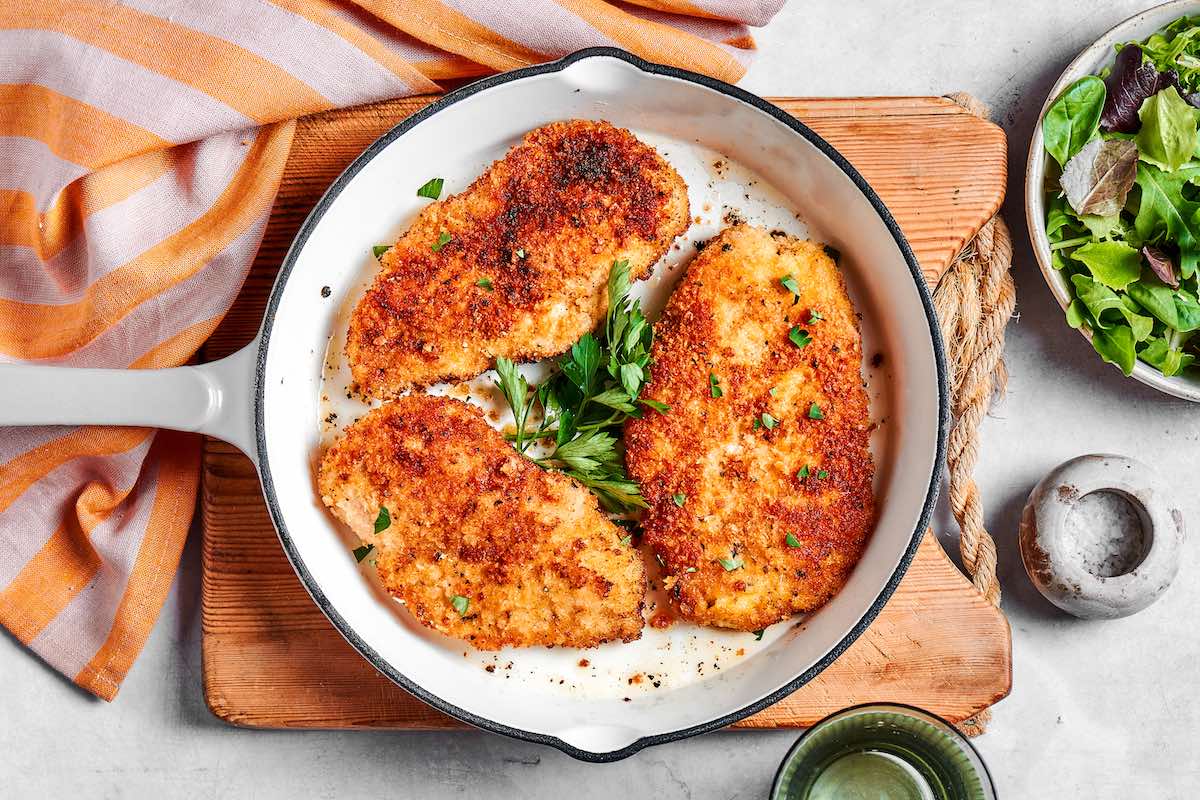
left=253, top=46, right=951, bottom=763
left=768, top=702, right=997, bottom=796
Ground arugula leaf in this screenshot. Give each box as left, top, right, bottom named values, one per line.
left=416, top=177, right=444, bottom=199
left=1127, top=277, right=1182, bottom=328
left=1070, top=241, right=1143, bottom=290
left=1044, top=76, right=1106, bottom=167
left=1133, top=162, right=1200, bottom=278
left=1140, top=334, right=1197, bottom=375
left=1136, top=86, right=1200, bottom=171
left=1070, top=274, right=1153, bottom=340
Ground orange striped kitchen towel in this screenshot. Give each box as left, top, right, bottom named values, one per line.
left=0, top=1, right=784, bottom=700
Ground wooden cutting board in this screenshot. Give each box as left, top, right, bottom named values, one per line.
left=200, top=96, right=1011, bottom=730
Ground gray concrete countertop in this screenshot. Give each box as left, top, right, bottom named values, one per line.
left=4, top=2, right=1199, bottom=796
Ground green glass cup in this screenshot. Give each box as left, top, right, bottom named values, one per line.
left=770, top=704, right=996, bottom=800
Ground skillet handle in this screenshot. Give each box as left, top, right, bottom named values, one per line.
left=0, top=341, right=259, bottom=463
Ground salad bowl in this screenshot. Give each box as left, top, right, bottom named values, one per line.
left=1026, top=0, right=1200, bottom=401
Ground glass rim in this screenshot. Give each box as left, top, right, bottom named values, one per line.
left=769, top=702, right=997, bottom=799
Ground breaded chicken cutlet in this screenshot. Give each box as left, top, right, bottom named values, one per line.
left=624, top=225, right=875, bottom=632
left=317, top=394, right=646, bottom=649
left=347, top=120, right=689, bottom=397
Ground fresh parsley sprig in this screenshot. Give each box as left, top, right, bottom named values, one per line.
left=493, top=260, right=666, bottom=513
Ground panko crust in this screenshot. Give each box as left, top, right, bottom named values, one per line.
left=624, top=225, right=876, bottom=631
left=317, top=395, right=646, bottom=649
left=347, top=120, right=689, bottom=397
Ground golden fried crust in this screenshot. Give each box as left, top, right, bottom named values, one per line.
left=624, top=225, right=875, bottom=631
left=317, top=395, right=646, bottom=649
left=347, top=120, right=689, bottom=397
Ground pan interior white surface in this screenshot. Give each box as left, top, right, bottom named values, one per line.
left=260, top=55, right=940, bottom=756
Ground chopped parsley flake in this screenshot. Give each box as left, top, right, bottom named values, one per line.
left=476, top=277, right=493, bottom=290
left=789, top=326, right=812, bottom=349
left=374, top=506, right=391, bottom=534
left=672, top=493, right=687, bottom=507
left=808, top=402, right=825, bottom=420
left=761, top=412, right=778, bottom=429
left=779, top=274, right=800, bottom=303
left=709, top=372, right=723, bottom=398
left=416, top=177, right=444, bottom=199
left=451, top=595, right=469, bottom=616
left=620, top=534, right=633, bottom=547
left=685, top=566, right=698, bottom=573
left=353, top=544, right=374, bottom=562
left=822, top=245, right=841, bottom=263
left=785, top=533, right=801, bottom=548
left=808, top=309, right=824, bottom=323
left=753, top=629, right=765, bottom=641
left=372, top=244, right=390, bottom=259
left=516, top=248, right=526, bottom=259
left=432, top=231, right=452, bottom=252
left=718, top=555, right=744, bottom=572
left=797, top=465, right=810, bottom=479
left=818, top=469, right=830, bottom=479
left=769, top=387, right=777, bottom=397
left=753, top=418, right=761, bottom=429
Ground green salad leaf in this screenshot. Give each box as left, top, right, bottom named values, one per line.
left=1070, top=241, right=1143, bottom=290
left=1136, top=86, right=1200, bottom=171
left=1070, top=274, right=1153, bottom=341
left=1044, top=76, right=1106, bottom=167
left=1140, top=335, right=1197, bottom=375
left=1091, top=323, right=1138, bottom=375
left=1133, top=162, right=1200, bottom=278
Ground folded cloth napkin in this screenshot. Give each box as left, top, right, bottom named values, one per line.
left=0, top=0, right=784, bottom=699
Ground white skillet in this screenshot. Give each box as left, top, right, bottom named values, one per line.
left=1, top=49, right=948, bottom=761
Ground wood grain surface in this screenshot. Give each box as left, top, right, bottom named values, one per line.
left=200, top=95, right=1011, bottom=731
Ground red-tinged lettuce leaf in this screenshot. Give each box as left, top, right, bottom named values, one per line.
left=1101, top=45, right=1183, bottom=133
left=1142, top=245, right=1179, bottom=287
left=1060, top=138, right=1138, bottom=217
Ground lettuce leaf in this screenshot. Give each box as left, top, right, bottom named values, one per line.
left=1136, top=86, right=1200, bottom=171
left=1070, top=241, right=1143, bottom=290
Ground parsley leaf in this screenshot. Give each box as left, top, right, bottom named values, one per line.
left=789, top=327, right=812, bottom=349
left=353, top=544, right=375, bottom=562
left=476, top=277, right=493, bottom=290
left=620, top=534, right=633, bottom=546
left=817, top=470, right=830, bottom=479
left=761, top=413, right=778, bottom=429
left=785, top=533, right=801, bottom=548
left=492, top=261, right=662, bottom=513
left=779, top=274, right=800, bottom=304
left=672, top=493, right=687, bottom=507
left=797, top=465, right=810, bottom=479
left=374, top=506, right=391, bottom=534
left=808, top=402, right=825, bottom=420
left=753, top=629, right=765, bottom=641
left=372, top=244, right=390, bottom=260
left=808, top=309, right=824, bottom=323
left=685, top=566, right=698, bottom=573
left=432, top=231, right=452, bottom=252
left=451, top=595, right=469, bottom=616
left=709, top=373, right=723, bottom=398
left=416, top=177, right=444, bottom=199
left=718, top=555, right=744, bottom=571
